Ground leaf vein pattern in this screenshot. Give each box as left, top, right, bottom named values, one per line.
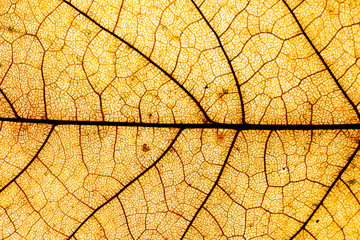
left=282, top=0, right=360, bottom=121
left=67, top=129, right=183, bottom=239
left=61, top=0, right=213, bottom=123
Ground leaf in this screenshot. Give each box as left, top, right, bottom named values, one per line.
left=1, top=0, right=360, bottom=239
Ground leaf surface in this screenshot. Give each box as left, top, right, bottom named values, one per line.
left=1, top=0, right=360, bottom=239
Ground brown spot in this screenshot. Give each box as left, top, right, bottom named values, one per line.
left=6, top=26, right=15, bottom=32
left=142, top=143, right=150, bottom=152
left=84, top=30, right=92, bottom=37
left=21, top=124, right=29, bottom=131
left=202, top=118, right=210, bottom=124
left=217, top=133, right=225, bottom=142
left=348, top=179, right=357, bottom=185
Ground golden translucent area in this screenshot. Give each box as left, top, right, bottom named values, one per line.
left=0, top=128, right=236, bottom=238
left=75, top=129, right=236, bottom=239
left=72, top=0, right=243, bottom=123
left=1, top=0, right=205, bottom=122
left=1, top=0, right=360, bottom=239
left=288, top=0, right=360, bottom=114
left=1, top=125, right=179, bottom=238
left=191, top=130, right=359, bottom=239
left=291, top=152, right=360, bottom=239
left=0, top=93, right=15, bottom=118
left=0, top=123, right=51, bottom=189
left=195, top=0, right=359, bottom=124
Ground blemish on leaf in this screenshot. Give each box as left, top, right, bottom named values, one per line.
left=142, top=143, right=150, bottom=152
left=160, top=24, right=167, bottom=31
left=312, top=203, right=318, bottom=207
left=21, top=124, right=29, bottom=131
left=202, top=118, right=210, bottom=124
left=84, top=30, right=93, bottom=38
left=75, top=55, right=83, bottom=63
left=217, top=132, right=225, bottom=142
left=98, top=128, right=109, bottom=139
left=218, top=88, right=229, bottom=98
left=6, top=26, right=15, bottom=32
left=316, top=220, right=320, bottom=223
left=3, top=26, right=23, bottom=34
left=348, top=179, right=357, bottom=185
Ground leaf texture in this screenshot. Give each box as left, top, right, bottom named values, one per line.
left=1, top=0, right=360, bottom=239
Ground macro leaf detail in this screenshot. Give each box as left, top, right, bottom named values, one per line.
left=1, top=0, right=360, bottom=239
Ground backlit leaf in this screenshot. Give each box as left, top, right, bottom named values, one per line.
left=1, top=0, right=360, bottom=239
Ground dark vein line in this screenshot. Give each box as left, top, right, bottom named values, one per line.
left=3, top=116, right=360, bottom=130
left=0, top=88, right=19, bottom=118
left=190, top=0, right=246, bottom=123
left=305, top=228, right=317, bottom=240
left=282, top=0, right=360, bottom=121
left=38, top=34, right=48, bottom=120
left=180, top=130, right=239, bottom=239
left=290, top=142, right=360, bottom=239
left=263, top=130, right=272, bottom=186
left=340, top=178, right=360, bottom=205
left=0, top=125, right=55, bottom=193
left=118, top=197, right=135, bottom=240
left=67, top=129, right=183, bottom=239
left=202, top=207, right=225, bottom=236
left=61, top=0, right=213, bottom=123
